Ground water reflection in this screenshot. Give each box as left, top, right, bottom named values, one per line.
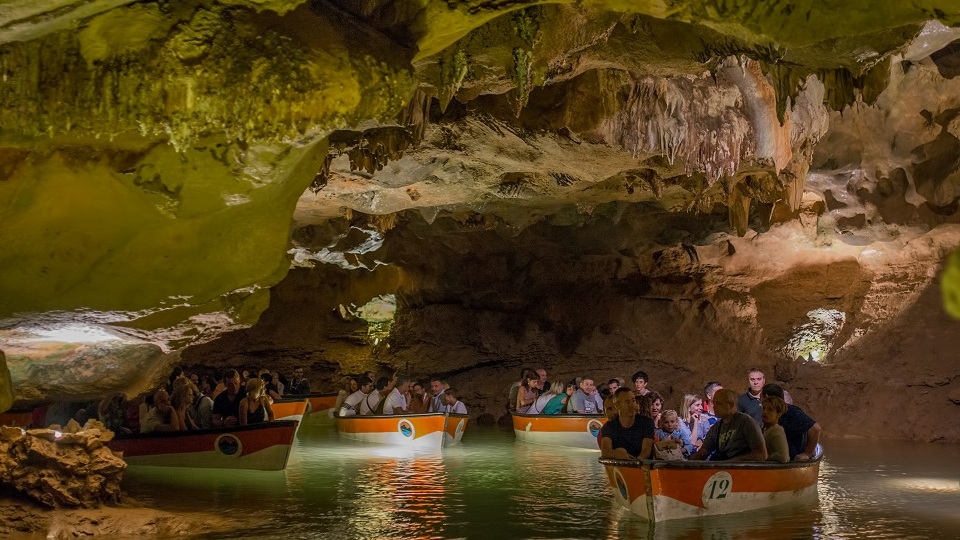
left=116, top=429, right=960, bottom=540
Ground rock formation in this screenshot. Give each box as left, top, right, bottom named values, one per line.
left=1, top=1, right=959, bottom=441
left=0, top=419, right=125, bottom=508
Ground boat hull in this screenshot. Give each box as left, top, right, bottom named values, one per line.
left=271, top=399, right=309, bottom=424
left=601, top=450, right=822, bottom=521
left=108, top=420, right=298, bottom=471
left=0, top=409, right=34, bottom=428
left=512, top=413, right=606, bottom=449
left=336, top=413, right=468, bottom=449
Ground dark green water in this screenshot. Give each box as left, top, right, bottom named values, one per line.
left=121, top=421, right=960, bottom=539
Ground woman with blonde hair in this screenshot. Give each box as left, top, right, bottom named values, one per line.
left=239, top=377, right=275, bottom=425
left=679, top=393, right=709, bottom=448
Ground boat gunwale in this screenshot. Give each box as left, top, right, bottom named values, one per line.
left=510, top=412, right=605, bottom=419
left=599, top=446, right=823, bottom=471
left=335, top=413, right=469, bottom=421
left=112, top=419, right=299, bottom=440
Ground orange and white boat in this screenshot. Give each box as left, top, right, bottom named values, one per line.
left=270, top=398, right=309, bottom=424
left=600, top=447, right=822, bottom=521
left=336, top=412, right=468, bottom=449
left=285, top=392, right=339, bottom=418
left=108, top=420, right=299, bottom=471
left=512, top=412, right=607, bottom=449
left=0, top=408, right=35, bottom=428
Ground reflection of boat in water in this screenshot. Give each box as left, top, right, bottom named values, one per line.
left=108, top=420, right=299, bottom=471
left=600, top=446, right=822, bottom=522
left=335, top=413, right=468, bottom=449
left=511, top=413, right=606, bottom=449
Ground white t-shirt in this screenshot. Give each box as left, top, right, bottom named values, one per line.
left=382, top=388, right=407, bottom=415
left=339, top=390, right=368, bottom=416
left=443, top=400, right=467, bottom=414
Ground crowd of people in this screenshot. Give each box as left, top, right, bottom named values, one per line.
left=596, top=367, right=820, bottom=463
left=335, top=373, right=467, bottom=417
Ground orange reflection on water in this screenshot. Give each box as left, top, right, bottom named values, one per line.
left=346, top=452, right=449, bottom=540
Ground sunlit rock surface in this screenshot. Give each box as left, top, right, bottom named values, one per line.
left=0, top=420, right=125, bottom=508
left=1, top=1, right=960, bottom=441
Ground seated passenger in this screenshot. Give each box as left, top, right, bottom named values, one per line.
left=570, top=377, right=603, bottom=414
left=600, top=388, right=654, bottom=459
left=530, top=381, right=562, bottom=414
left=508, top=367, right=536, bottom=412
left=382, top=378, right=410, bottom=415
left=428, top=379, right=447, bottom=413
left=607, top=378, right=621, bottom=393
left=689, top=389, right=766, bottom=462
left=702, top=381, right=724, bottom=427
left=408, top=381, right=430, bottom=414
left=333, top=376, right=356, bottom=416
left=441, top=388, right=468, bottom=414
left=339, top=376, right=374, bottom=416
left=761, top=383, right=820, bottom=461
left=679, top=393, right=709, bottom=448
left=648, top=391, right=664, bottom=427
left=212, top=369, right=244, bottom=427
left=632, top=370, right=652, bottom=396
left=359, top=375, right=398, bottom=415
left=239, top=378, right=275, bottom=425
left=141, top=389, right=180, bottom=433
left=762, top=395, right=790, bottom=463
left=170, top=380, right=199, bottom=430
left=654, top=410, right=695, bottom=458
left=515, top=371, right=541, bottom=413
left=542, top=381, right=574, bottom=414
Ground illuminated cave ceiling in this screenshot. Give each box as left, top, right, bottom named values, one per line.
left=3, top=1, right=960, bottom=406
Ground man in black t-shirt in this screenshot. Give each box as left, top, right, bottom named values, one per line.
left=212, top=369, right=244, bottom=427
left=600, top=388, right=655, bottom=460
left=762, top=383, right=820, bottom=460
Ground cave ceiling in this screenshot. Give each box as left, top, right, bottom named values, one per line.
left=3, top=1, right=960, bottom=402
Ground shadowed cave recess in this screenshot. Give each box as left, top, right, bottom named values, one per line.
left=2, top=0, right=960, bottom=443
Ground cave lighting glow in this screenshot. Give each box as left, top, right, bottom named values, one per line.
left=19, top=323, right=124, bottom=343
left=784, top=308, right=846, bottom=363
left=886, top=477, right=960, bottom=493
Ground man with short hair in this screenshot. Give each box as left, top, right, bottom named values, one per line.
left=288, top=367, right=310, bottom=395
left=736, top=368, right=765, bottom=425
left=607, top=379, right=620, bottom=393
left=570, top=378, right=603, bottom=414
left=383, top=378, right=411, bottom=415
left=339, top=376, right=374, bottom=416
left=690, top=389, right=767, bottom=462
left=441, top=388, right=468, bottom=414
left=536, top=368, right=549, bottom=392
left=761, top=384, right=821, bottom=461
left=428, top=379, right=447, bottom=413
left=600, top=388, right=654, bottom=459
left=703, top=381, right=723, bottom=426
left=632, top=370, right=651, bottom=396
left=212, top=369, right=244, bottom=427
left=360, top=374, right=398, bottom=415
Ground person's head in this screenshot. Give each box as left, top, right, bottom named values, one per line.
left=607, top=379, right=620, bottom=392
left=246, top=377, right=264, bottom=398
left=224, top=369, right=241, bottom=396
left=375, top=376, right=390, bottom=391
left=241, top=369, right=251, bottom=380
left=711, top=388, right=738, bottom=419
left=681, top=394, right=702, bottom=421
left=523, top=372, right=540, bottom=389
left=261, top=372, right=274, bottom=385
left=761, top=395, right=787, bottom=427
left=443, top=388, right=459, bottom=404
left=760, top=383, right=785, bottom=400
left=189, top=373, right=200, bottom=386
left=169, top=366, right=184, bottom=383
left=648, top=391, right=663, bottom=415
left=632, top=371, right=649, bottom=393
left=258, top=368, right=269, bottom=378
left=602, top=394, right=618, bottom=420
left=357, top=376, right=374, bottom=393
left=565, top=381, right=576, bottom=396
left=614, top=388, right=638, bottom=418
left=580, top=378, right=596, bottom=395
left=703, top=381, right=723, bottom=410
left=549, top=381, right=564, bottom=394
left=154, top=388, right=171, bottom=407
left=294, top=367, right=305, bottom=379
left=660, top=410, right=680, bottom=432
left=635, top=394, right=652, bottom=417
left=396, top=378, right=412, bottom=394
left=536, top=368, right=547, bottom=385
left=748, top=368, right=765, bottom=394
left=430, top=380, right=445, bottom=395
left=171, top=383, right=195, bottom=409
left=412, top=382, right=424, bottom=396
left=338, top=376, right=353, bottom=392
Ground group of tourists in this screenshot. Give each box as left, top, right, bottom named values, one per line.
left=599, top=367, right=821, bottom=463
left=335, top=373, right=468, bottom=417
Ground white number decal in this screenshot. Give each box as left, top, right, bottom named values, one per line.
left=701, top=472, right=733, bottom=507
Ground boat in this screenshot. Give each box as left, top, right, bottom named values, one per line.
left=108, top=420, right=299, bottom=471
left=599, top=446, right=823, bottom=522
left=511, top=412, right=607, bottom=449
left=0, top=408, right=35, bottom=428
left=270, top=398, right=309, bottom=424
left=287, top=392, right=339, bottom=418
left=335, top=412, right=468, bottom=449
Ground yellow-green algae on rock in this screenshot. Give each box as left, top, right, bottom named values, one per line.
left=943, top=249, right=960, bottom=319
left=0, top=351, right=13, bottom=413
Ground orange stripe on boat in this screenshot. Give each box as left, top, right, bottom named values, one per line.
left=511, top=414, right=607, bottom=432
left=271, top=400, right=308, bottom=419
left=337, top=414, right=446, bottom=440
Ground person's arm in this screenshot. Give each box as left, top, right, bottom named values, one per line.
left=796, top=422, right=821, bottom=460
left=239, top=399, right=249, bottom=426
left=638, top=437, right=653, bottom=460
left=264, top=397, right=275, bottom=421
left=601, top=436, right=633, bottom=459
left=212, top=413, right=223, bottom=428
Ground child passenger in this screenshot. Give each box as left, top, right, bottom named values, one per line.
left=654, top=410, right=695, bottom=458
